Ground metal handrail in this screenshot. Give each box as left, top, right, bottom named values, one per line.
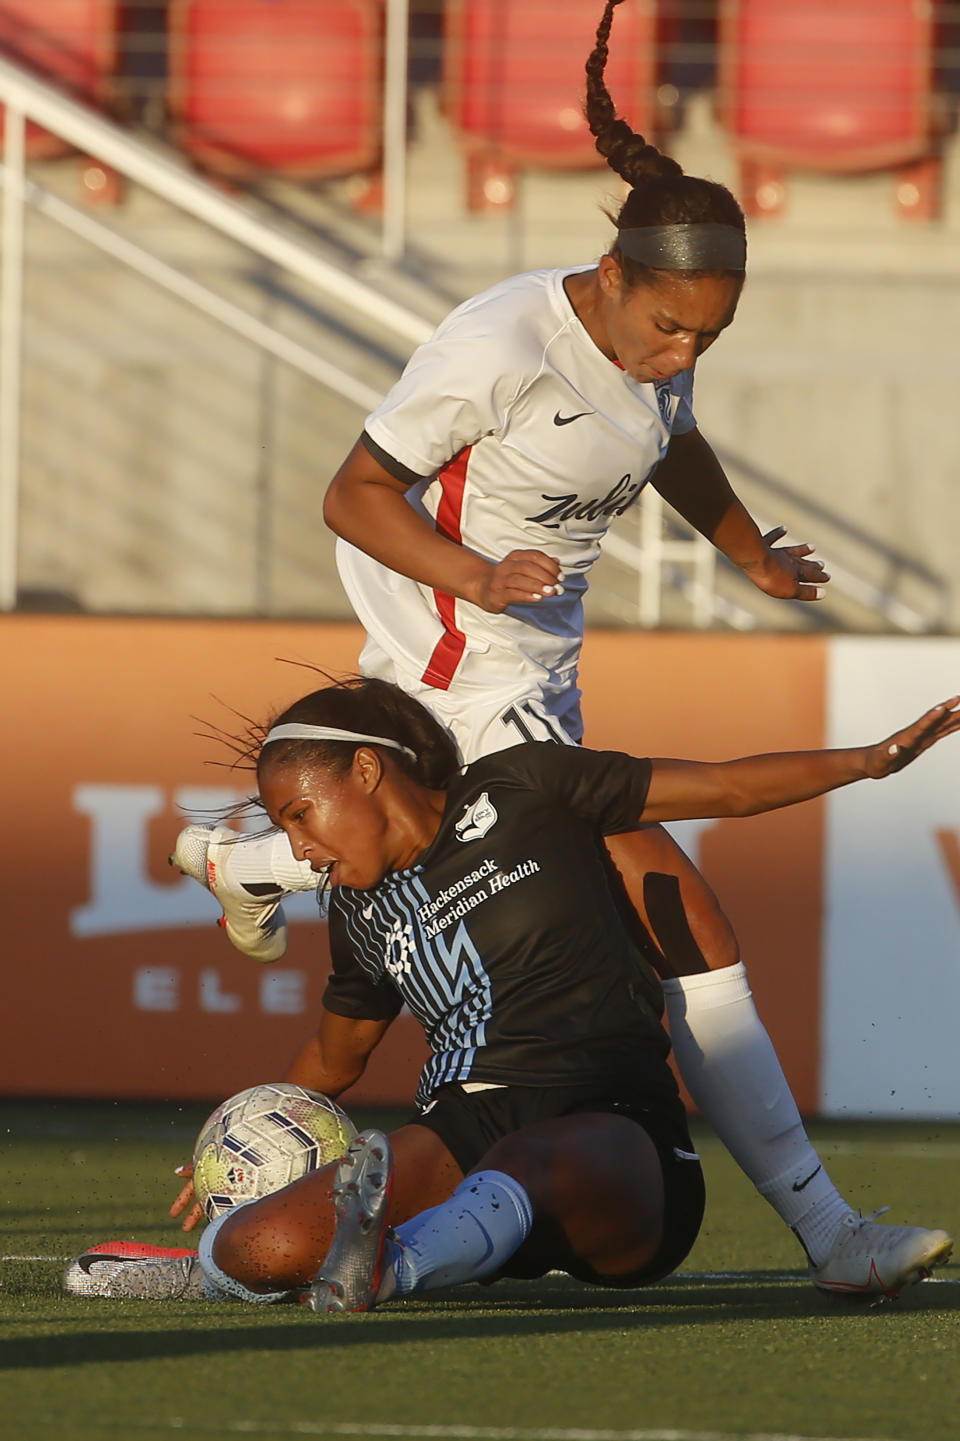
left=605, top=506, right=931, bottom=634
left=603, top=521, right=760, bottom=632
left=0, top=57, right=433, bottom=349
left=749, top=514, right=930, bottom=634
left=17, top=174, right=385, bottom=413
left=0, top=53, right=435, bottom=608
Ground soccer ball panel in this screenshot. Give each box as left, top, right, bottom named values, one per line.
left=192, top=1082, right=357, bottom=1221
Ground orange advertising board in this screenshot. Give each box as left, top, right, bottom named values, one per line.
left=580, top=631, right=827, bottom=1113
left=0, top=617, right=827, bottom=1111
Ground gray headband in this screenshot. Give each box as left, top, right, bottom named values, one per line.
left=263, top=723, right=417, bottom=761
left=617, top=223, right=746, bottom=272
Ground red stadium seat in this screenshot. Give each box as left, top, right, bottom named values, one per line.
left=168, top=0, right=382, bottom=181
left=0, top=0, right=119, bottom=160
left=718, top=0, right=943, bottom=219
left=445, top=0, right=662, bottom=210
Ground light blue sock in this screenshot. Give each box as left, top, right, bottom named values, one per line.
left=386, top=1170, right=534, bottom=1296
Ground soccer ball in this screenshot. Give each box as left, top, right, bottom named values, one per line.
left=192, top=1082, right=357, bottom=1221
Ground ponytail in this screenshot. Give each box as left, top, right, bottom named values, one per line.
left=585, top=0, right=681, bottom=189
left=585, top=0, right=745, bottom=283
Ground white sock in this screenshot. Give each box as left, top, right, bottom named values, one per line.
left=382, top=1171, right=534, bottom=1297
left=227, top=831, right=317, bottom=894
left=662, top=962, right=852, bottom=1266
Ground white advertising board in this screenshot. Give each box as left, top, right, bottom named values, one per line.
left=822, top=638, right=960, bottom=1117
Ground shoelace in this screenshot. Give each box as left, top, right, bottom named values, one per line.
left=847, top=1206, right=891, bottom=1231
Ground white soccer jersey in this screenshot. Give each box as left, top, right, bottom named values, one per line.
left=336, top=266, right=696, bottom=700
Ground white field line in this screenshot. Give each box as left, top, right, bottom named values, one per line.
left=94, top=1419, right=910, bottom=1441
left=2, top=1254, right=73, bottom=1261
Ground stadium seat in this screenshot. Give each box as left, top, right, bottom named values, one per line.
left=444, top=0, right=662, bottom=210
left=167, top=0, right=382, bottom=181
left=0, top=0, right=119, bottom=161
left=718, top=0, right=944, bottom=219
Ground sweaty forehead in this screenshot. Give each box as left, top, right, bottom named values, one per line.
left=643, top=273, right=741, bottom=329
left=258, top=753, right=323, bottom=802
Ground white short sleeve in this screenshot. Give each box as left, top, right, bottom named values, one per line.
left=364, top=307, right=528, bottom=479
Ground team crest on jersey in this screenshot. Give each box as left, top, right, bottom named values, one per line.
left=455, top=792, right=498, bottom=843
left=384, top=918, right=415, bottom=979
left=653, top=379, right=674, bottom=426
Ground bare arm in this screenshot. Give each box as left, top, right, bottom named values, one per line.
left=640, top=698, right=960, bottom=823
left=324, top=438, right=561, bottom=613
left=650, top=428, right=829, bottom=602
left=284, top=1009, right=394, bottom=1097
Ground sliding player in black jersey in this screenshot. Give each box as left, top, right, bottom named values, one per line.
left=175, top=677, right=955, bottom=1309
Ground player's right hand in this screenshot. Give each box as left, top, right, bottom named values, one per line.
left=473, top=549, right=563, bottom=613
left=170, top=1162, right=204, bottom=1232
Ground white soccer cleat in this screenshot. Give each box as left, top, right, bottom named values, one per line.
left=63, top=1242, right=208, bottom=1300
left=305, top=1130, right=394, bottom=1314
left=809, top=1209, right=953, bottom=1298
left=170, top=824, right=289, bottom=963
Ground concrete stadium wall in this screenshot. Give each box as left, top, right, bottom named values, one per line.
left=692, top=266, right=960, bottom=632
left=2, top=617, right=958, bottom=1115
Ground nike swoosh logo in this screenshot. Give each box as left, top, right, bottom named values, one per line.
left=77, top=1254, right=143, bottom=1274
left=553, top=410, right=592, bottom=426
left=470, top=1218, right=496, bottom=1266
left=792, top=1164, right=823, bottom=1193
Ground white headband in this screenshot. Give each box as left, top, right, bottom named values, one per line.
left=263, top=723, right=417, bottom=761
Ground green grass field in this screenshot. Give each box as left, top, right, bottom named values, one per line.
left=2, top=1101, right=958, bottom=1441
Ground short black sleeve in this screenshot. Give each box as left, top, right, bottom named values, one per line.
left=322, top=896, right=405, bottom=1022
left=484, top=743, right=652, bottom=834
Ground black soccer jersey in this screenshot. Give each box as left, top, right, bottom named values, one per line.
left=323, top=743, right=671, bottom=1107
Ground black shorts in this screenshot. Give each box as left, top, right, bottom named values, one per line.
left=407, top=1076, right=705, bottom=1288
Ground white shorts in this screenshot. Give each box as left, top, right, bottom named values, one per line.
left=357, top=636, right=582, bottom=764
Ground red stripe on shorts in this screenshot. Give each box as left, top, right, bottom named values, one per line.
left=422, top=447, right=470, bottom=690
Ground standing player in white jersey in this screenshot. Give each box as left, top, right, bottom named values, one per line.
left=172, top=0, right=947, bottom=1295
left=335, top=259, right=699, bottom=755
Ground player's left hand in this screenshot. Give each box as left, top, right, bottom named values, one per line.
left=865, top=696, right=960, bottom=777
left=170, top=1162, right=204, bottom=1232
left=742, top=526, right=831, bottom=601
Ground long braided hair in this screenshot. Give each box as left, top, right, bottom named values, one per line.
left=585, top=0, right=745, bottom=285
